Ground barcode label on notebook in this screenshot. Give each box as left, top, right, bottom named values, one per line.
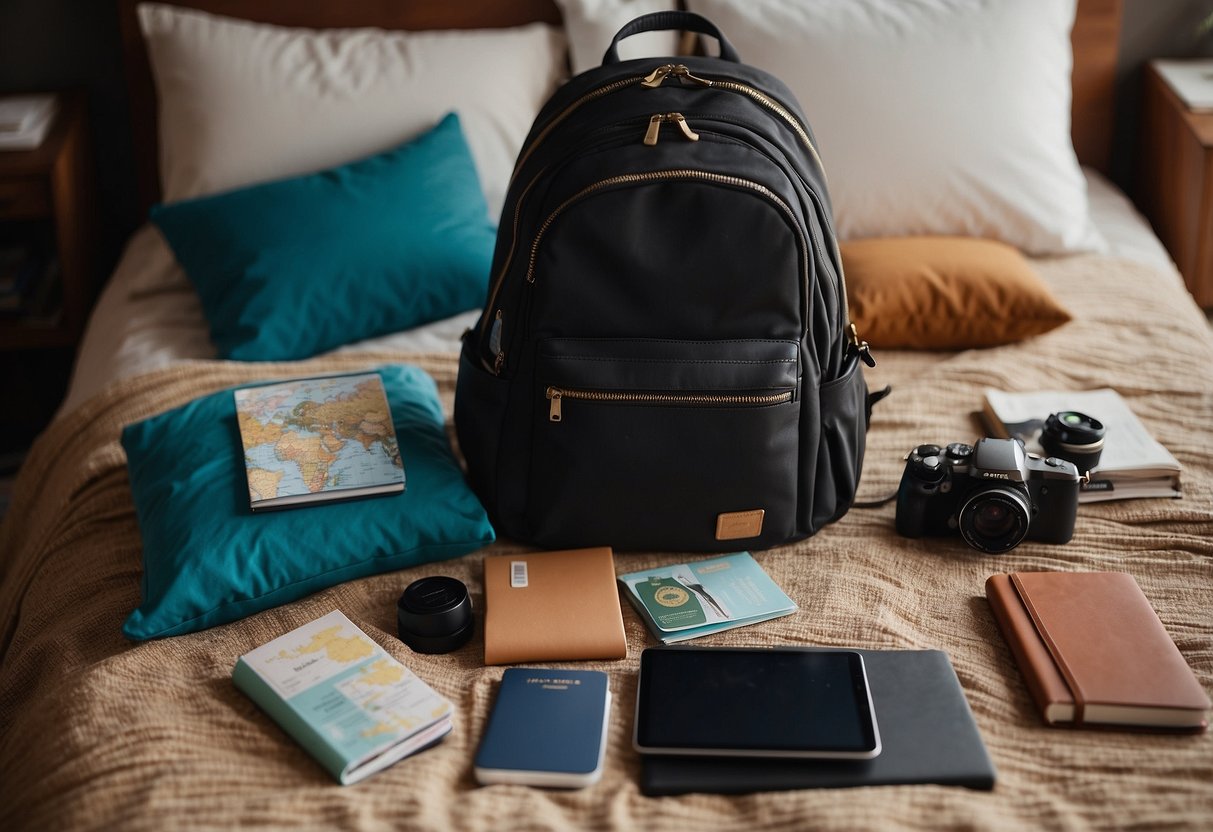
left=510, top=561, right=528, bottom=588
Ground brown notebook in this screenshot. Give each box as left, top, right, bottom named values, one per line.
left=986, top=571, right=1210, bottom=730
left=483, top=547, right=628, bottom=666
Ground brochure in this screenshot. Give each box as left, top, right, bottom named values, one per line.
left=618, top=552, right=797, bottom=643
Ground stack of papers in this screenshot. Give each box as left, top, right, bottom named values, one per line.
left=0, top=95, right=58, bottom=150
left=1154, top=59, right=1213, bottom=112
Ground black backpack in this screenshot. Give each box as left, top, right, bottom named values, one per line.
left=455, top=12, right=875, bottom=552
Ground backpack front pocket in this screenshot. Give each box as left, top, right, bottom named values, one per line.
left=528, top=338, right=800, bottom=551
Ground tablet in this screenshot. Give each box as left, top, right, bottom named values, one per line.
left=633, top=646, right=882, bottom=759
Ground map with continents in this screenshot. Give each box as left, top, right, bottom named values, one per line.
left=234, top=372, right=404, bottom=507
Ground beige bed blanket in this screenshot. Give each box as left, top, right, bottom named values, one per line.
left=2, top=254, right=1211, bottom=830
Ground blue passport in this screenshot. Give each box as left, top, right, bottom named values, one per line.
left=474, top=668, right=611, bottom=788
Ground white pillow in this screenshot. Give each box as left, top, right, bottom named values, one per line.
left=686, top=0, right=1104, bottom=255
left=555, top=0, right=679, bottom=75
left=137, top=3, right=566, bottom=218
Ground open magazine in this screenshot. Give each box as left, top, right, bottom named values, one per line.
left=981, top=388, right=1181, bottom=502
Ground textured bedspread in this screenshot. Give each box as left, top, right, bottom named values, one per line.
left=2, top=254, right=1211, bottom=829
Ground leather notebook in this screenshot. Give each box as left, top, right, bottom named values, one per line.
left=986, top=571, right=1210, bottom=730
left=640, top=649, right=996, bottom=795
left=483, top=547, right=628, bottom=665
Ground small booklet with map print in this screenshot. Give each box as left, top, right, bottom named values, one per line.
left=232, top=609, right=453, bottom=785
left=234, top=372, right=405, bottom=511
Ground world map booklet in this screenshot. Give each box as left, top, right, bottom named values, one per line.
left=232, top=610, right=453, bottom=785
left=234, top=372, right=404, bottom=511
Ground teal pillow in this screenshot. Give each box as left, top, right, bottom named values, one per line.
left=120, top=364, right=494, bottom=640
left=150, top=113, right=495, bottom=361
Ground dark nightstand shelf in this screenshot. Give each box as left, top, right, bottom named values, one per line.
left=0, top=91, right=96, bottom=351
left=1137, top=62, right=1213, bottom=309
left=0, top=91, right=96, bottom=452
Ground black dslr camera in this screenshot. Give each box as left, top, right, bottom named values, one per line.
left=895, top=438, right=1080, bottom=554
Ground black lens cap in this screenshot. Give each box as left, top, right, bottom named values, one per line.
left=1040, top=411, right=1106, bottom=472
left=1043, top=411, right=1105, bottom=446
left=397, top=576, right=473, bottom=654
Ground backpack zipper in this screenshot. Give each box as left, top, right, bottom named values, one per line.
left=481, top=123, right=647, bottom=373
left=644, top=112, right=700, bottom=145
left=642, top=65, right=826, bottom=177
left=545, top=386, right=793, bottom=422
left=525, top=168, right=807, bottom=287
left=511, top=75, right=652, bottom=187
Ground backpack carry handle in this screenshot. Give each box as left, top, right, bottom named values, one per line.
left=602, top=11, right=740, bottom=65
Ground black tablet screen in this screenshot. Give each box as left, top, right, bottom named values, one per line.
left=635, top=648, right=878, bottom=754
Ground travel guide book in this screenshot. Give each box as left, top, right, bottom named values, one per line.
left=234, top=372, right=405, bottom=510
left=981, top=388, right=1181, bottom=502
left=232, top=610, right=454, bottom=785
left=618, top=552, right=797, bottom=643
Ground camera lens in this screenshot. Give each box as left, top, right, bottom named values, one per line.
left=1040, top=411, right=1105, bottom=472
left=958, top=487, right=1031, bottom=554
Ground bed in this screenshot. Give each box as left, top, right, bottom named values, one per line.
left=2, top=0, right=1211, bottom=828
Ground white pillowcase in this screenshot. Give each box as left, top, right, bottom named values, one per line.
left=555, top=0, right=679, bottom=75
left=137, top=3, right=566, bottom=218
left=686, top=0, right=1104, bottom=255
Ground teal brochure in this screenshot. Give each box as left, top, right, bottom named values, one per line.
left=618, top=552, right=797, bottom=643
left=232, top=610, right=453, bottom=784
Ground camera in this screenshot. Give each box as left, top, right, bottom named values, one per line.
left=895, top=438, right=1080, bottom=554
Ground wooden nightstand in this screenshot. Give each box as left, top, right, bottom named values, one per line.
left=0, top=91, right=96, bottom=451
left=1137, top=62, right=1213, bottom=309
left=0, top=91, right=95, bottom=350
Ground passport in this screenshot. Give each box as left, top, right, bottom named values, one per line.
left=618, top=552, right=796, bottom=643
left=474, top=668, right=611, bottom=788
left=482, top=547, right=627, bottom=665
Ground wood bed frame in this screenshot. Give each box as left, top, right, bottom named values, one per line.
left=117, top=0, right=1122, bottom=216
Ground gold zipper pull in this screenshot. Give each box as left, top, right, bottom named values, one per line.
left=671, top=113, right=699, bottom=142
left=643, top=114, right=664, bottom=146
left=850, top=322, right=875, bottom=367
left=673, top=65, right=714, bottom=87
left=641, top=64, right=676, bottom=88
left=546, top=387, right=563, bottom=421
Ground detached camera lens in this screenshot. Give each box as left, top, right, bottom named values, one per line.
left=397, top=576, right=473, bottom=654
left=959, top=488, right=1031, bottom=554
left=1040, top=410, right=1105, bottom=473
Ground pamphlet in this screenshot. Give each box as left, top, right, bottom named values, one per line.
left=234, top=372, right=405, bottom=510
left=981, top=388, right=1182, bottom=502
left=618, top=552, right=797, bottom=643
left=232, top=610, right=453, bottom=785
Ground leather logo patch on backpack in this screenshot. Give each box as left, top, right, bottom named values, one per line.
left=715, top=510, right=765, bottom=540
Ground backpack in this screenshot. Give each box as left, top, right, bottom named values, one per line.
left=455, top=11, right=876, bottom=552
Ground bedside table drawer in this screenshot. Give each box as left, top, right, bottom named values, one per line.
left=0, top=178, right=51, bottom=219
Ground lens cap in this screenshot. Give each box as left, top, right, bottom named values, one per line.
left=1041, top=410, right=1106, bottom=471
left=397, top=576, right=473, bottom=654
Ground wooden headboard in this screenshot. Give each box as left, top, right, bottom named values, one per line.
left=117, top=0, right=1122, bottom=213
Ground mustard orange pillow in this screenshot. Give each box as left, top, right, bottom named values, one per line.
left=841, top=237, right=1072, bottom=350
